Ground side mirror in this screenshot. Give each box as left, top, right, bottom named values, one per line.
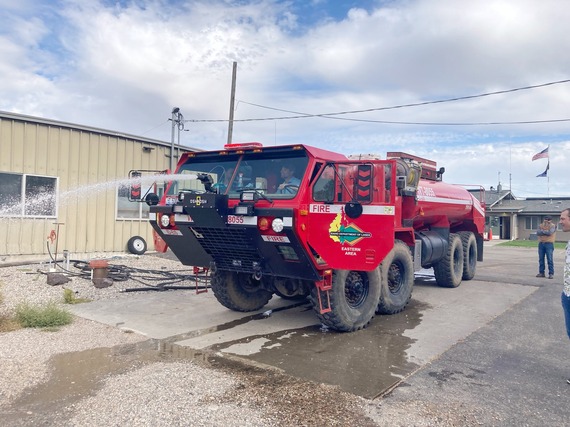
left=345, top=202, right=363, bottom=219
left=145, top=193, right=160, bottom=206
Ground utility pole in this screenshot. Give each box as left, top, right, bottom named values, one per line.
left=170, top=107, right=180, bottom=172
left=227, top=61, right=237, bottom=145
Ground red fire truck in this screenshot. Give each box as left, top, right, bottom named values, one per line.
left=145, top=143, right=485, bottom=332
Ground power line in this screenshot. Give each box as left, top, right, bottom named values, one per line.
left=140, top=119, right=170, bottom=135
left=184, top=78, right=570, bottom=125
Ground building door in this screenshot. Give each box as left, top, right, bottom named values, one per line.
left=500, top=216, right=511, bottom=240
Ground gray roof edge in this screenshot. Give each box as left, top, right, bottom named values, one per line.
left=0, top=110, right=202, bottom=152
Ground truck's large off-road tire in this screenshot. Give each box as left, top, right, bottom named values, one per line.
left=211, top=270, right=272, bottom=312
left=376, top=240, right=414, bottom=314
left=434, top=233, right=464, bottom=288
left=458, top=231, right=477, bottom=280
left=310, top=269, right=381, bottom=332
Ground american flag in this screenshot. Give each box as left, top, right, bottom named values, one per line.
left=536, top=161, right=549, bottom=178
left=532, top=146, right=549, bottom=161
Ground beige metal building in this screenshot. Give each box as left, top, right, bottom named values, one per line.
left=0, top=111, right=196, bottom=265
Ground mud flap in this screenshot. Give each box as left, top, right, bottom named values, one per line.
left=315, top=274, right=333, bottom=314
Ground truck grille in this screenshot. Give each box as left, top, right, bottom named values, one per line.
left=191, top=227, right=265, bottom=273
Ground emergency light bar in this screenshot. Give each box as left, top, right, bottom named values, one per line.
left=223, top=142, right=263, bottom=150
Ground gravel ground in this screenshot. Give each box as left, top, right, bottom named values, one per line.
left=0, top=253, right=478, bottom=426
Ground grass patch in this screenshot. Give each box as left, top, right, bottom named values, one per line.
left=63, top=288, right=91, bottom=304
left=497, top=240, right=566, bottom=250
left=15, top=301, right=73, bottom=329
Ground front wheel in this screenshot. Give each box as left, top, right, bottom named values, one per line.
left=211, top=270, right=272, bottom=312
left=310, top=269, right=381, bottom=332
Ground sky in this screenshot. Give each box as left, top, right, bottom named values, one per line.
left=1, top=0, right=570, bottom=198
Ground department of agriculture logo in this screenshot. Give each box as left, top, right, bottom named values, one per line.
left=329, top=211, right=371, bottom=246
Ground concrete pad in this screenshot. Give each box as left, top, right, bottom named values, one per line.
left=69, top=291, right=294, bottom=340
left=404, top=279, right=539, bottom=364
left=176, top=304, right=317, bottom=350
left=68, top=243, right=544, bottom=397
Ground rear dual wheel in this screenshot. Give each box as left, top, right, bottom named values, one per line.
left=458, top=231, right=477, bottom=280
left=434, top=233, right=464, bottom=288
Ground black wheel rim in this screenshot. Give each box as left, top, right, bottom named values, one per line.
left=345, top=271, right=369, bottom=308
left=239, top=274, right=261, bottom=293
left=388, top=261, right=404, bottom=294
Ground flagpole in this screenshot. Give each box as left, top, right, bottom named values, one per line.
left=509, top=144, right=512, bottom=191
left=546, top=144, right=550, bottom=199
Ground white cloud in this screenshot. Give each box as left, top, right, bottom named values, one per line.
left=0, top=0, right=570, bottom=197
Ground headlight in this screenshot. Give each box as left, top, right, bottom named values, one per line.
left=160, top=214, right=171, bottom=228
left=272, top=218, right=284, bottom=233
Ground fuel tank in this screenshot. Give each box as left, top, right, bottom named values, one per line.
left=401, top=179, right=484, bottom=229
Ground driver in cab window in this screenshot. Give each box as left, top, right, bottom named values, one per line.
left=276, top=163, right=301, bottom=194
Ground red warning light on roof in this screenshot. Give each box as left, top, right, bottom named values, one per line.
left=223, top=142, right=263, bottom=150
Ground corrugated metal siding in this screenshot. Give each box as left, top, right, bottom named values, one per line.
left=0, top=115, right=186, bottom=261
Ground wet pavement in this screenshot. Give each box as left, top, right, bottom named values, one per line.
left=68, top=241, right=546, bottom=400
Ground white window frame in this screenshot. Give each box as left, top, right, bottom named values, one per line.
left=0, top=172, right=58, bottom=218
left=525, top=216, right=540, bottom=230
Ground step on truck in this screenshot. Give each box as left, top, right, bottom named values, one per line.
left=144, top=142, right=486, bottom=332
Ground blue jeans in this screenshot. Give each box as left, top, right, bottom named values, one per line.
left=562, top=293, right=570, bottom=340
left=538, top=242, right=554, bottom=275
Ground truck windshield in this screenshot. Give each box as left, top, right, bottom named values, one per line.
left=166, top=150, right=309, bottom=199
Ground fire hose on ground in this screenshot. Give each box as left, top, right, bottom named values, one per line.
left=42, top=240, right=211, bottom=292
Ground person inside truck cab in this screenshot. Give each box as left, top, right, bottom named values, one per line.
left=276, top=163, right=301, bottom=194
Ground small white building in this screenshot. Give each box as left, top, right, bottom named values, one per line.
left=0, top=111, right=197, bottom=265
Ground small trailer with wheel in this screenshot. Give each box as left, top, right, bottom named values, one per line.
left=144, top=142, right=486, bottom=332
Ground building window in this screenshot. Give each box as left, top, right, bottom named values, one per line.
left=0, top=172, right=57, bottom=217
left=116, top=184, right=151, bottom=220
left=525, top=217, right=539, bottom=230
